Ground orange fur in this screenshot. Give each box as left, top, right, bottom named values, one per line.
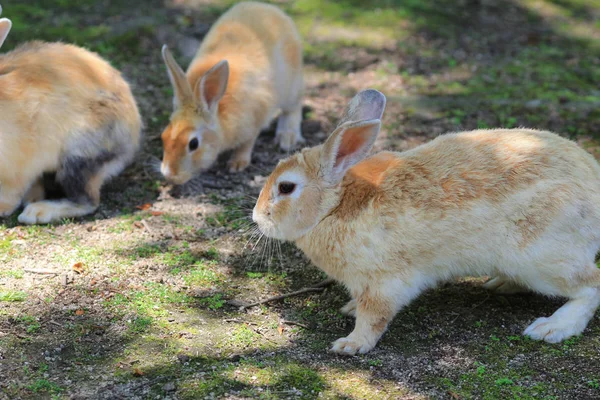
left=254, top=90, right=600, bottom=354
left=160, top=1, right=304, bottom=183
left=0, top=36, right=141, bottom=224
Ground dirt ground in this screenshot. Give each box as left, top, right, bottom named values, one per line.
left=1, top=0, right=600, bottom=399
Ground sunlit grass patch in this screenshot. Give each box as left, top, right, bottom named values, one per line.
left=0, top=269, right=24, bottom=279
left=226, top=325, right=261, bottom=349
left=179, top=358, right=326, bottom=399
left=0, top=290, right=27, bottom=302
left=104, top=282, right=194, bottom=334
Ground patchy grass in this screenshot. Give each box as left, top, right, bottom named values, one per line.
left=0, top=291, right=27, bottom=302
left=1, top=0, right=600, bottom=398
left=15, top=315, right=42, bottom=334
left=197, top=294, right=226, bottom=310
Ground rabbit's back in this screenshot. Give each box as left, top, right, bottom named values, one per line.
left=0, top=42, right=140, bottom=171
left=372, top=129, right=600, bottom=212
left=0, top=42, right=139, bottom=130
left=317, top=129, right=600, bottom=287
left=196, top=1, right=301, bottom=62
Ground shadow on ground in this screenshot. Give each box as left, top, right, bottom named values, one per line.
left=1, top=0, right=600, bottom=398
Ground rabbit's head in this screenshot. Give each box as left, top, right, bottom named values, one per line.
left=0, top=5, right=12, bottom=49
left=160, top=45, right=229, bottom=184
left=253, top=89, right=386, bottom=241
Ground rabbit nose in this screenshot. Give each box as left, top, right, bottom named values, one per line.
left=160, top=163, right=171, bottom=179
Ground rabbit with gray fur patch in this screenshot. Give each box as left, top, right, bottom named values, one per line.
left=0, top=6, right=141, bottom=224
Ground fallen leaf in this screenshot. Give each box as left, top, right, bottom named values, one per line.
left=75, top=309, right=85, bottom=316
left=133, top=221, right=144, bottom=229
left=448, top=391, right=461, bottom=399
left=90, top=279, right=97, bottom=286
left=136, top=203, right=152, bottom=211
left=133, top=368, right=144, bottom=377
left=150, top=211, right=164, bottom=216
left=72, top=262, right=85, bottom=274
left=277, top=325, right=284, bottom=335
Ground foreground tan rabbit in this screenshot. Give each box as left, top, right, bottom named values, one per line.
left=0, top=11, right=141, bottom=224
left=160, top=1, right=304, bottom=184
left=253, top=89, right=600, bottom=355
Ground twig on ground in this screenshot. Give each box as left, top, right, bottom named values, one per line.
left=450, top=294, right=490, bottom=323
left=240, top=278, right=335, bottom=311
left=48, top=320, right=62, bottom=327
left=281, top=320, right=310, bottom=329
left=24, top=268, right=59, bottom=275
left=141, top=219, right=154, bottom=234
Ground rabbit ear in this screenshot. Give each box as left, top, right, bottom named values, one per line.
left=320, top=119, right=382, bottom=185
left=337, top=89, right=386, bottom=127
left=0, top=18, right=12, bottom=49
left=162, top=45, right=194, bottom=109
left=320, top=89, right=386, bottom=185
left=196, top=60, right=229, bottom=114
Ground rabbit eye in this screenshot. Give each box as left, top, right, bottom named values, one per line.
left=278, top=182, right=296, bottom=195
left=189, top=137, right=199, bottom=151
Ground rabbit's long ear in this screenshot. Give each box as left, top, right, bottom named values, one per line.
left=0, top=18, right=12, bottom=49
left=336, top=89, right=386, bottom=127
left=320, top=90, right=386, bottom=185
left=162, top=45, right=194, bottom=109
left=321, top=119, right=382, bottom=185
left=195, top=59, right=229, bottom=115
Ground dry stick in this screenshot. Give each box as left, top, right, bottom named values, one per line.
left=141, top=219, right=154, bottom=234
left=450, top=294, right=491, bottom=323
left=281, top=320, right=310, bottom=329
left=240, top=278, right=335, bottom=311
left=24, top=268, right=59, bottom=275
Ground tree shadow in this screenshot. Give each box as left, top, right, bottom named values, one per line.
left=3, top=0, right=600, bottom=398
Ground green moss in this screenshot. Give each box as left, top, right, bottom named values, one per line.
left=0, top=291, right=27, bottom=302
left=198, top=294, right=226, bottom=311
left=27, top=378, right=63, bottom=394
left=182, top=262, right=222, bottom=287
left=15, top=315, right=41, bottom=334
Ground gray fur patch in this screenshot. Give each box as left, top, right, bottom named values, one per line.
left=57, top=121, right=137, bottom=205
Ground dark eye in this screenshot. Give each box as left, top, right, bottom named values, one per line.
left=188, top=137, right=199, bottom=151
left=278, top=182, right=296, bottom=195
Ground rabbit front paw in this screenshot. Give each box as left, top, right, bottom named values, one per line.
left=330, top=335, right=376, bottom=355
left=340, top=299, right=357, bottom=317
left=18, top=202, right=58, bottom=224
left=524, top=316, right=583, bottom=343
left=274, top=130, right=304, bottom=151
left=228, top=156, right=250, bottom=173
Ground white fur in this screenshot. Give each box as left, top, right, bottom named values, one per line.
left=254, top=90, right=600, bottom=355
left=18, top=200, right=97, bottom=224
left=0, top=18, right=11, bottom=49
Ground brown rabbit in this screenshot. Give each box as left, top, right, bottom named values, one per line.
left=0, top=8, right=141, bottom=224
left=253, top=89, right=600, bottom=355
left=160, top=1, right=304, bottom=184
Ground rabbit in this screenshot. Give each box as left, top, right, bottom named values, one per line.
left=159, top=1, right=304, bottom=184
left=252, top=89, right=600, bottom=355
left=0, top=9, right=10, bottom=49
left=0, top=12, right=141, bottom=224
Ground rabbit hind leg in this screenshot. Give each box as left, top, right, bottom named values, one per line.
left=483, top=276, right=529, bottom=294
left=18, top=154, right=122, bottom=224
left=524, top=263, right=600, bottom=343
